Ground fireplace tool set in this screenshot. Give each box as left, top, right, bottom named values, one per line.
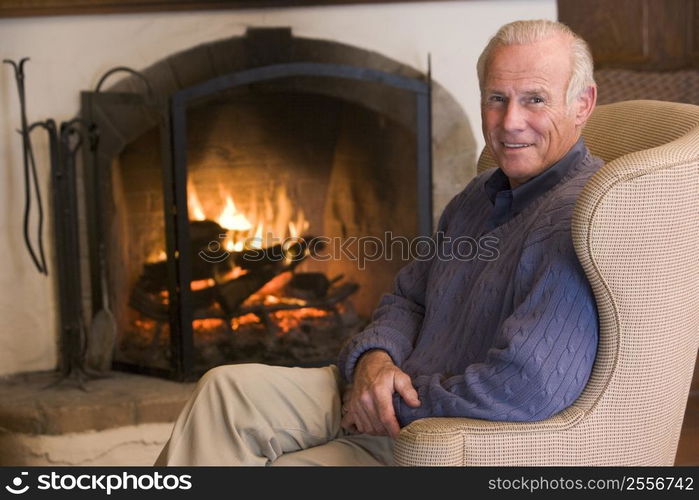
left=4, top=58, right=101, bottom=389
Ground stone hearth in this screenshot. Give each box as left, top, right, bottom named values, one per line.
left=0, top=371, right=194, bottom=465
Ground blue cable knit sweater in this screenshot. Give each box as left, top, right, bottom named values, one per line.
left=338, top=145, right=604, bottom=427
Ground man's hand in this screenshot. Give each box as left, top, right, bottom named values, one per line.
left=341, top=350, right=420, bottom=438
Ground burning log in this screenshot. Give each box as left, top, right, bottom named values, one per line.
left=139, top=220, right=230, bottom=292
left=130, top=235, right=326, bottom=319
left=189, top=219, right=227, bottom=248
left=137, top=218, right=325, bottom=294
left=213, top=238, right=311, bottom=315
left=231, top=234, right=325, bottom=270
left=285, top=273, right=344, bottom=300
left=129, top=274, right=358, bottom=322
left=129, top=284, right=169, bottom=321
left=213, top=264, right=280, bottom=315
left=239, top=281, right=358, bottom=316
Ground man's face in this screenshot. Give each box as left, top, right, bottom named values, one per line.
left=481, top=35, right=594, bottom=188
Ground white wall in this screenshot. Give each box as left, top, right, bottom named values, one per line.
left=0, top=1, right=556, bottom=376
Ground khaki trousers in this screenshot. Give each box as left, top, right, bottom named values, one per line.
left=154, top=363, right=394, bottom=466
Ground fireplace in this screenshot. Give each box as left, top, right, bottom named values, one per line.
left=79, top=29, right=432, bottom=381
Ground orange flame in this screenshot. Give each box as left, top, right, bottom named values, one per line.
left=187, top=180, right=207, bottom=221
left=151, top=179, right=319, bottom=336
left=231, top=313, right=261, bottom=330
left=271, top=307, right=331, bottom=335
left=218, top=195, right=253, bottom=231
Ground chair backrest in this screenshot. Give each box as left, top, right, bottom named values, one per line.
left=478, top=100, right=699, bottom=464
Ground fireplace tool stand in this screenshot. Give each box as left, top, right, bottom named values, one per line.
left=5, top=58, right=105, bottom=390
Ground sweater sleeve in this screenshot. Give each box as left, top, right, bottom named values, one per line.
left=336, top=190, right=466, bottom=384
left=336, top=256, right=431, bottom=383
left=393, top=229, right=599, bottom=425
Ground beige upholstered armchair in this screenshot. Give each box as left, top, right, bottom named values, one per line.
left=393, top=100, right=699, bottom=466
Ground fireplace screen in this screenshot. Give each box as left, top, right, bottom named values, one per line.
left=82, top=63, right=432, bottom=381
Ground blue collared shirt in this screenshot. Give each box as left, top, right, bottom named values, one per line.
left=483, top=137, right=587, bottom=231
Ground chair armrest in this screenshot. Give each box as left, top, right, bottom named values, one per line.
left=393, top=406, right=586, bottom=466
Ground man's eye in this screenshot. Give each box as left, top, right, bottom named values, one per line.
left=529, top=96, right=545, bottom=104
left=488, top=95, right=505, bottom=103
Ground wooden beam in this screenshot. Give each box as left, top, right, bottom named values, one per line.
left=0, top=0, right=461, bottom=18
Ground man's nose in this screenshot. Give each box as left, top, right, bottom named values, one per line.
left=502, top=101, right=526, bottom=132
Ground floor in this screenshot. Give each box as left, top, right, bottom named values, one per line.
left=675, top=389, right=699, bottom=465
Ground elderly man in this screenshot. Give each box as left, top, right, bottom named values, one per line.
left=155, top=19, right=602, bottom=466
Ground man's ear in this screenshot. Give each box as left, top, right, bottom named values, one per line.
left=574, top=85, right=597, bottom=127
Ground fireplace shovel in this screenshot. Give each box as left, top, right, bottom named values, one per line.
left=86, top=246, right=117, bottom=373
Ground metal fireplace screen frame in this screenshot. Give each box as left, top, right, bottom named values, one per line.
left=83, top=62, right=433, bottom=381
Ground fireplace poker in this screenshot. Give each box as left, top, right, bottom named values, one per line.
left=3, top=58, right=48, bottom=275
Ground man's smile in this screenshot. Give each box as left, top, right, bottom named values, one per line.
left=502, top=142, right=534, bottom=149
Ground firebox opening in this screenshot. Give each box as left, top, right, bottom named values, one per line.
left=110, top=88, right=418, bottom=374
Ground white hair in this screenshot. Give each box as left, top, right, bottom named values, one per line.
left=476, top=19, right=595, bottom=106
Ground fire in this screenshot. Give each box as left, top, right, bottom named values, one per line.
left=191, top=266, right=248, bottom=291
left=186, top=180, right=309, bottom=253
left=191, top=278, right=216, bottom=291
left=146, top=249, right=167, bottom=264
left=143, top=178, right=326, bottom=339
left=255, top=271, right=292, bottom=296
left=250, top=223, right=264, bottom=250
left=145, top=180, right=310, bottom=266
left=225, top=302, right=331, bottom=336
left=218, top=195, right=253, bottom=232
left=271, top=307, right=331, bottom=335
left=193, top=318, right=226, bottom=330
left=231, top=313, right=261, bottom=330
left=187, top=179, right=207, bottom=221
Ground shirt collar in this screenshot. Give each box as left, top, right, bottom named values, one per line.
left=484, top=137, right=587, bottom=210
